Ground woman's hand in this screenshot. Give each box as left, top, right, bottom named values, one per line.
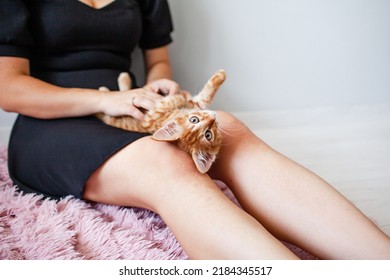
left=144, top=78, right=192, bottom=100
left=144, top=78, right=181, bottom=96
left=99, top=87, right=163, bottom=120
left=99, top=78, right=191, bottom=121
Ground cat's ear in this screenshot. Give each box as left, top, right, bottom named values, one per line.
left=152, top=121, right=183, bottom=141
left=192, top=151, right=216, bottom=173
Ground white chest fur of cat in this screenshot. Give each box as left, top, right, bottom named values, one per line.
left=97, top=70, right=226, bottom=173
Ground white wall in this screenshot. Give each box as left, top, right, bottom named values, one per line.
left=0, top=112, right=16, bottom=143
left=168, top=0, right=390, bottom=111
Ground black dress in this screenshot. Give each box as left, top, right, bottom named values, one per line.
left=0, top=0, right=173, bottom=199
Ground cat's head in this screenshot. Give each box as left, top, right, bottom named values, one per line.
left=152, top=109, right=221, bottom=173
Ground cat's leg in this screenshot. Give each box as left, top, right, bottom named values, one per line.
left=118, top=72, right=132, bottom=91
left=98, top=71, right=131, bottom=92
left=209, top=111, right=390, bottom=259
left=83, top=136, right=298, bottom=259
left=192, top=69, right=226, bottom=109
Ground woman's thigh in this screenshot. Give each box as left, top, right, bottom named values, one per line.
left=83, top=136, right=200, bottom=211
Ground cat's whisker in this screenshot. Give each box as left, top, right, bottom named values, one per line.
left=216, top=121, right=247, bottom=148
left=216, top=122, right=239, bottom=137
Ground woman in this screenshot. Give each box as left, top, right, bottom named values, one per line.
left=0, top=0, right=389, bottom=259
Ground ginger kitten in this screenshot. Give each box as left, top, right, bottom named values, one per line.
left=97, top=70, right=226, bottom=173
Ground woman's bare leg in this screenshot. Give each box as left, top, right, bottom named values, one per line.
left=84, top=136, right=298, bottom=259
left=210, top=112, right=390, bottom=259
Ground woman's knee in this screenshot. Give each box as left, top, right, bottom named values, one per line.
left=216, top=111, right=259, bottom=144
left=216, top=111, right=244, bottom=128
left=209, top=111, right=269, bottom=177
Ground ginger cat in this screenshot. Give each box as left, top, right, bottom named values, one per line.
left=97, top=70, right=226, bottom=173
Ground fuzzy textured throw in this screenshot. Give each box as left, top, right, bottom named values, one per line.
left=0, top=146, right=315, bottom=260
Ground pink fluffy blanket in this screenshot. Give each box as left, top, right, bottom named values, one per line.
left=0, top=146, right=315, bottom=260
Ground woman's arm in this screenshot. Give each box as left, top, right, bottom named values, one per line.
left=0, top=57, right=160, bottom=120
left=144, top=45, right=173, bottom=82
left=143, top=46, right=180, bottom=96
left=0, top=57, right=103, bottom=119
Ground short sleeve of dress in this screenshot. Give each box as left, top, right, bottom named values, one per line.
left=136, top=0, right=174, bottom=49
left=0, top=0, right=33, bottom=58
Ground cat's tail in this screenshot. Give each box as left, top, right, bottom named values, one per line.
left=191, top=69, right=226, bottom=110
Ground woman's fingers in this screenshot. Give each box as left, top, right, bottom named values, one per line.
left=127, top=105, right=145, bottom=120
left=131, top=88, right=162, bottom=108
left=147, top=79, right=181, bottom=96
left=131, top=95, right=155, bottom=112
left=123, top=88, right=162, bottom=119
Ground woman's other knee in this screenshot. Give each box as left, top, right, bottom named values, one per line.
left=216, top=111, right=255, bottom=138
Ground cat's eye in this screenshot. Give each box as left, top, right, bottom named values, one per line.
left=189, top=116, right=200, bottom=124
left=205, top=130, right=213, bottom=141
